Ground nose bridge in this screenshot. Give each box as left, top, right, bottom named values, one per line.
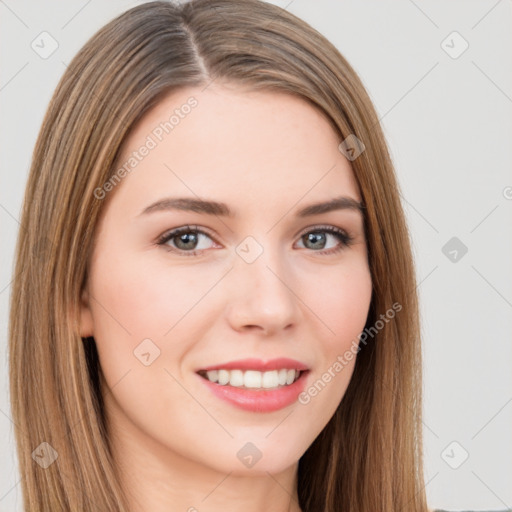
left=226, top=232, right=300, bottom=332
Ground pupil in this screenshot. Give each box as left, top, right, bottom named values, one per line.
left=177, top=232, right=197, bottom=249
left=306, top=232, right=325, bottom=249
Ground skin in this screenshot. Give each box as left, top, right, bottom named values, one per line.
left=80, top=83, right=373, bottom=512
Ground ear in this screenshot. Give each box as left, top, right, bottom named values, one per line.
left=79, top=286, right=95, bottom=338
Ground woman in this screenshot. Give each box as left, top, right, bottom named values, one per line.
left=8, top=1, right=491, bottom=511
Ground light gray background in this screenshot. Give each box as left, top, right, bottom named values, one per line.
left=1, top=1, right=511, bottom=511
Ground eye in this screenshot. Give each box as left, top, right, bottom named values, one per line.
left=295, top=225, right=354, bottom=255
left=156, top=224, right=354, bottom=256
left=156, top=225, right=217, bottom=256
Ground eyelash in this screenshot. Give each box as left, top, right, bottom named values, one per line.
left=156, top=224, right=354, bottom=257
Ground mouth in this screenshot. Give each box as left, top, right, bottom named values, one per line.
left=196, top=357, right=309, bottom=390
left=196, top=368, right=306, bottom=390
left=197, top=368, right=309, bottom=413
left=194, top=358, right=310, bottom=411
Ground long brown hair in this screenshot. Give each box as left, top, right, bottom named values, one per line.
left=9, top=1, right=426, bottom=510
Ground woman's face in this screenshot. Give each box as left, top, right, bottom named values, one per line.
left=80, top=84, right=372, bottom=476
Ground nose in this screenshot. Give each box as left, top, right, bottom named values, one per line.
left=225, top=246, right=301, bottom=336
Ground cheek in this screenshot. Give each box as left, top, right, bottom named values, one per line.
left=306, top=260, right=372, bottom=346
left=86, top=250, right=230, bottom=396
left=85, top=254, right=183, bottom=390
left=296, top=261, right=372, bottom=408
left=89, top=252, right=214, bottom=341
left=86, top=252, right=215, bottom=439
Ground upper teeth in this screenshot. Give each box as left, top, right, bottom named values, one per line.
left=203, top=369, right=301, bottom=389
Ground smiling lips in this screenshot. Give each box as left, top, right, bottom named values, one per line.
left=196, top=358, right=310, bottom=412
left=197, top=357, right=308, bottom=388
left=199, top=367, right=302, bottom=389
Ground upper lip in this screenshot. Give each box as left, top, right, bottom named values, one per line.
left=197, top=358, right=309, bottom=372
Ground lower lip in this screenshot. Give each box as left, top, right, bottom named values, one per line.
left=197, top=371, right=309, bottom=413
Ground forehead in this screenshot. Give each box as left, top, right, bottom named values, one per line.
left=110, top=84, right=361, bottom=215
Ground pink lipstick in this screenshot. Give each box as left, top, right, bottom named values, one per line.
left=196, top=358, right=310, bottom=413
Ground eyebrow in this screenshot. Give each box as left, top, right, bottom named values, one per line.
left=138, top=195, right=364, bottom=218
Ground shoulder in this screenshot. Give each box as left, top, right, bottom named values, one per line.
left=433, top=509, right=512, bottom=512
